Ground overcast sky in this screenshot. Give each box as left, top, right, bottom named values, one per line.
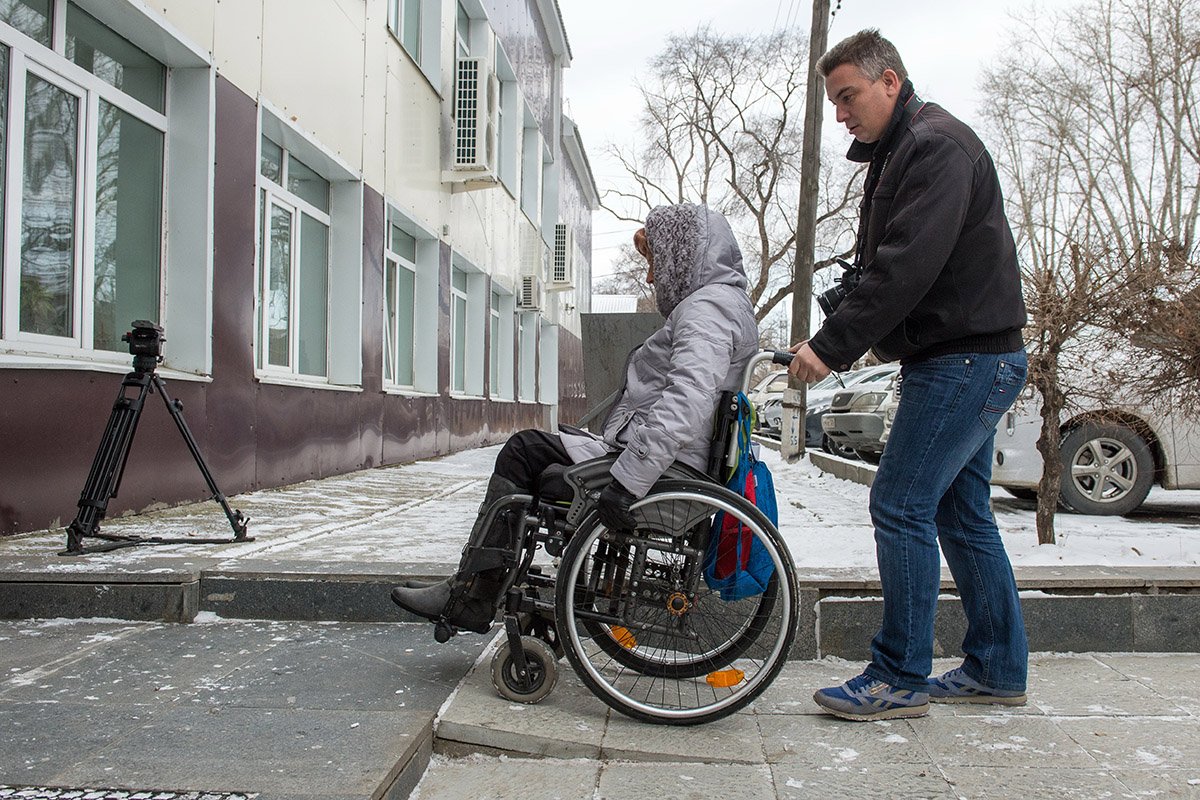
left=557, top=0, right=1077, bottom=281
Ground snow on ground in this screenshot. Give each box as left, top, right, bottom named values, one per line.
left=7, top=442, right=1197, bottom=569
left=761, top=447, right=1200, bottom=570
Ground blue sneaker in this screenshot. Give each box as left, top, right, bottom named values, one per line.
left=813, top=673, right=930, bottom=721
left=927, top=667, right=1027, bottom=706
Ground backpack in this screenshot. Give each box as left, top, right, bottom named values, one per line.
left=702, top=393, right=779, bottom=601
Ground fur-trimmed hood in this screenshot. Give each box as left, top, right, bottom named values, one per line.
left=644, top=203, right=749, bottom=318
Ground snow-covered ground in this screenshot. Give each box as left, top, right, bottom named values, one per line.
left=8, top=443, right=1198, bottom=570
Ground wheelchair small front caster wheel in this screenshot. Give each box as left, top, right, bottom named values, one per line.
left=491, top=635, right=557, bottom=704
left=434, top=621, right=453, bottom=643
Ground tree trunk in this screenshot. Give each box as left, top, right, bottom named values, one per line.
left=1033, top=368, right=1064, bottom=545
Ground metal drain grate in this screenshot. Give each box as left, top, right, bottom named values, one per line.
left=0, top=789, right=257, bottom=799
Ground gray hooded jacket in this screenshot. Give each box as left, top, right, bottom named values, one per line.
left=565, top=204, right=758, bottom=497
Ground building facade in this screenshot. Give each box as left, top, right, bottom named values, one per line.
left=0, top=0, right=598, bottom=535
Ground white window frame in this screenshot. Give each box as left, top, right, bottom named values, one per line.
left=382, top=205, right=438, bottom=395
left=0, top=1, right=213, bottom=377
left=0, top=3, right=203, bottom=371
left=255, top=107, right=363, bottom=389
left=517, top=310, right=537, bottom=402
left=490, top=286, right=514, bottom=400
left=257, top=159, right=330, bottom=378
left=494, top=44, right=518, bottom=196
left=450, top=254, right=485, bottom=397
left=386, top=0, right=442, bottom=91
left=520, top=104, right=543, bottom=225
left=538, top=320, right=558, bottom=406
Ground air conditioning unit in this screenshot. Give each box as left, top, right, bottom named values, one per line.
left=444, top=56, right=499, bottom=184
left=518, top=274, right=543, bottom=310
left=551, top=223, right=573, bottom=287
left=521, top=223, right=548, bottom=279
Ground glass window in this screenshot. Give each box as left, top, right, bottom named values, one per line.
left=451, top=267, right=467, bottom=393
left=92, top=101, right=163, bottom=351
left=297, top=213, right=328, bottom=376
left=288, top=155, right=329, bottom=213
left=0, top=45, right=8, bottom=272
left=260, top=136, right=282, bottom=183
left=19, top=74, right=79, bottom=338
left=489, top=290, right=500, bottom=393
left=65, top=2, right=166, bottom=113
left=401, top=0, right=420, bottom=61
left=455, top=1, right=469, bottom=57
left=390, top=223, right=416, bottom=263
left=258, top=138, right=333, bottom=377
left=1, top=0, right=171, bottom=360
left=265, top=203, right=292, bottom=367
left=0, top=0, right=51, bottom=46
left=384, top=210, right=430, bottom=391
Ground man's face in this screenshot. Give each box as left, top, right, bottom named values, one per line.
left=825, top=63, right=903, bottom=143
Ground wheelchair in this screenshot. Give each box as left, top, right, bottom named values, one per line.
left=435, top=351, right=799, bottom=726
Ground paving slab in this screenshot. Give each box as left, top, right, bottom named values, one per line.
left=600, top=710, right=764, bottom=764
left=435, top=642, right=611, bottom=759
left=1108, top=769, right=1200, bottom=798
left=907, top=714, right=1096, bottom=769
left=1023, top=653, right=1190, bottom=717
left=758, top=715, right=934, bottom=767
left=771, top=762, right=958, bottom=800
left=411, top=755, right=601, bottom=800
left=938, top=766, right=1136, bottom=800
left=596, top=762, right=775, bottom=800
left=0, top=618, right=485, bottom=798
left=1094, top=652, right=1200, bottom=716
left=1054, top=715, right=1200, bottom=771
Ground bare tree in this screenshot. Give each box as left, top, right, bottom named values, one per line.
left=982, top=0, right=1200, bottom=542
left=603, top=27, right=861, bottom=322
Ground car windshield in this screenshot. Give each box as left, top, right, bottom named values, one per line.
left=810, top=374, right=841, bottom=391
left=844, top=367, right=897, bottom=387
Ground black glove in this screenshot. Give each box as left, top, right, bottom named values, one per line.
left=597, top=480, right=638, bottom=531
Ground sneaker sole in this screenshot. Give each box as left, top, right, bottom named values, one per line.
left=930, top=694, right=1027, bottom=706
left=814, top=699, right=931, bottom=722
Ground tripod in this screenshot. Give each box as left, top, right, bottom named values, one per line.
left=63, top=335, right=251, bottom=555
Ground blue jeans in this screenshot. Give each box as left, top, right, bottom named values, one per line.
left=864, top=350, right=1028, bottom=693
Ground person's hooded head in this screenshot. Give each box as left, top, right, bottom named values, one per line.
left=639, top=203, right=748, bottom=318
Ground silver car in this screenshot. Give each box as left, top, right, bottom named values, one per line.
left=993, top=390, right=1200, bottom=515
left=821, top=373, right=900, bottom=463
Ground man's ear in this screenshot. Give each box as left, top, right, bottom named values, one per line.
left=882, top=68, right=902, bottom=97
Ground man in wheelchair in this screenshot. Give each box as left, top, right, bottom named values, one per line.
left=390, top=202, right=760, bottom=637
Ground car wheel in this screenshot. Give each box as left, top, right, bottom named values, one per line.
left=822, top=434, right=860, bottom=461
left=1002, top=487, right=1038, bottom=501
left=1058, top=423, right=1154, bottom=515
left=854, top=449, right=882, bottom=465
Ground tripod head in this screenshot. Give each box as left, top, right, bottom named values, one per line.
left=123, top=320, right=164, bottom=374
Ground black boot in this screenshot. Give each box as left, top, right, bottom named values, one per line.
left=390, top=570, right=504, bottom=633
left=390, top=475, right=521, bottom=634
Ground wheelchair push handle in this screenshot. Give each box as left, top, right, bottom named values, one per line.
left=740, top=349, right=795, bottom=393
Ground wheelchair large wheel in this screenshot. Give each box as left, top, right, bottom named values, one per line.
left=555, top=481, right=797, bottom=725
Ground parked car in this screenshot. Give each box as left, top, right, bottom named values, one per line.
left=748, top=369, right=790, bottom=412
left=757, top=365, right=899, bottom=443
left=821, top=374, right=901, bottom=463
left=993, top=389, right=1200, bottom=515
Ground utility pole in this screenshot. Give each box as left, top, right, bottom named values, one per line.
left=780, top=0, right=832, bottom=463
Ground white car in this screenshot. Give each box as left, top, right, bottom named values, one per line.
left=992, top=390, right=1200, bottom=515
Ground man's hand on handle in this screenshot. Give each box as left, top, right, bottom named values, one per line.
left=787, top=342, right=832, bottom=383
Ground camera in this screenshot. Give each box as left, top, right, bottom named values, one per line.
left=817, top=259, right=863, bottom=316
left=122, top=320, right=164, bottom=369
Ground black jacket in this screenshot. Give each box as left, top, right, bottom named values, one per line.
left=809, top=82, right=1026, bottom=370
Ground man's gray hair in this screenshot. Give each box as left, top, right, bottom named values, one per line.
left=816, top=29, right=908, bottom=83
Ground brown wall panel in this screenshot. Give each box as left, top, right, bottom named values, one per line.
left=207, top=74, right=261, bottom=496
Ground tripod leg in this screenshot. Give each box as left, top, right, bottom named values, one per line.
left=64, top=372, right=154, bottom=553
left=152, top=375, right=249, bottom=539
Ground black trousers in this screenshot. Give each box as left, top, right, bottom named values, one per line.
left=493, top=429, right=573, bottom=495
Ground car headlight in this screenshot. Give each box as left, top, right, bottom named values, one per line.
left=849, top=391, right=887, bottom=412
